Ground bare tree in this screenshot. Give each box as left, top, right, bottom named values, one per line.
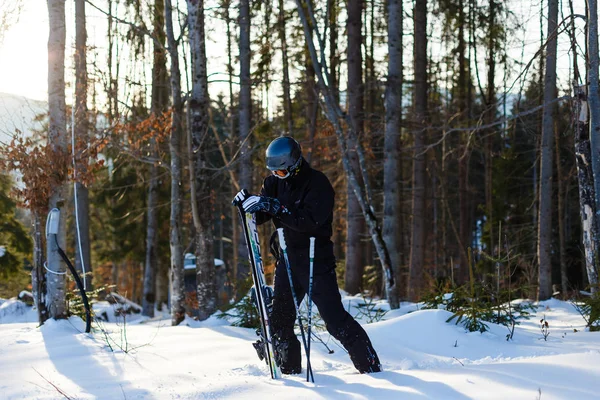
left=187, top=0, right=217, bottom=321
left=278, top=0, right=293, bottom=135
left=74, top=0, right=92, bottom=291
left=165, top=0, right=185, bottom=325
left=46, top=0, right=68, bottom=319
left=408, top=0, right=427, bottom=302
left=143, top=0, right=169, bottom=317
left=589, top=0, right=600, bottom=270
left=293, top=0, right=396, bottom=306
left=570, top=0, right=599, bottom=293
left=344, top=0, right=366, bottom=295
left=383, top=0, right=402, bottom=306
left=537, top=0, right=558, bottom=300
left=236, top=0, right=252, bottom=295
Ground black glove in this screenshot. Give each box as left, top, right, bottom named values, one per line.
left=232, top=189, right=251, bottom=206
left=242, top=195, right=289, bottom=216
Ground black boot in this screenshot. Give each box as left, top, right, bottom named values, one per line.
left=331, top=320, right=382, bottom=374
left=273, top=334, right=302, bottom=374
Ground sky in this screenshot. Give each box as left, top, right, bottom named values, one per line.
left=0, top=1, right=586, bottom=106
left=0, top=1, right=49, bottom=101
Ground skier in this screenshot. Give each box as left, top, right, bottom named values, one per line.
left=234, top=136, right=381, bottom=374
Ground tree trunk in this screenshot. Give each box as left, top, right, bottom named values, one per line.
left=32, top=213, right=48, bottom=324
left=555, top=119, right=568, bottom=296
left=344, top=0, right=365, bottom=295
left=537, top=0, right=558, bottom=300
left=328, top=0, right=338, bottom=101
left=236, top=0, right=252, bottom=296
left=588, top=0, right=600, bottom=266
left=408, top=0, right=427, bottom=302
left=143, top=0, right=169, bottom=317
left=484, top=0, right=496, bottom=259
left=457, top=0, right=470, bottom=284
left=224, top=0, right=240, bottom=291
left=574, top=85, right=599, bottom=293
left=305, top=43, right=318, bottom=165
left=142, top=163, right=158, bottom=317
left=383, top=0, right=402, bottom=307
left=46, top=0, right=68, bottom=320
left=165, top=0, right=185, bottom=325
left=294, top=0, right=396, bottom=306
left=278, top=0, right=293, bottom=135
left=74, top=0, right=92, bottom=292
left=153, top=0, right=170, bottom=312
left=187, top=0, right=217, bottom=321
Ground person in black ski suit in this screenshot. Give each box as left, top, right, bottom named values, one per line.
left=235, top=136, right=381, bottom=374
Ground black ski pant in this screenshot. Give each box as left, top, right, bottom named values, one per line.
left=270, top=246, right=380, bottom=373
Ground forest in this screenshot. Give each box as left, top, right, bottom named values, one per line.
left=0, top=0, right=598, bottom=328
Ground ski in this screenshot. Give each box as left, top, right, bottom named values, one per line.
left=235, top=204, right=281, bottom=379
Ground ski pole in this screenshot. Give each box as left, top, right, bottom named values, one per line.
left=307, top=237, right=315, bottom=383
left=277, top=228, right=314, bottom=383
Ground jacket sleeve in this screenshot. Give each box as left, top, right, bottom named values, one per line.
left=255, top=177, right=275, bottom=226
left=276, top=175, right=334, bottom=233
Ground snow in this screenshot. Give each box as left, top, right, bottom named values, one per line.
left=1, top=295, right=599, bottom=399
left=184, top=253, right=226, bottom=270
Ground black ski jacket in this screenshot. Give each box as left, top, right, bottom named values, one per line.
left=256, top=158, right=335, bottom=253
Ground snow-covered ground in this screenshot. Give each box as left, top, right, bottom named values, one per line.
left=1, top=294, right=599, bottom=399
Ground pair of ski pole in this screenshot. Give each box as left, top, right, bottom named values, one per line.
left=277, top=228, right=315, bottom=383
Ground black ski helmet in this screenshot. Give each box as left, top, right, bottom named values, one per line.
left=265, top=136, right=302, bottom=179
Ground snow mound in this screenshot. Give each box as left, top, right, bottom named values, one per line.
left=0, top=298, right=37, bottom=323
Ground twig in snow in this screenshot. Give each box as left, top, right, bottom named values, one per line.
left=33, top=368, right=73, bottom=399
left=453, top=357, right=465, bottom=366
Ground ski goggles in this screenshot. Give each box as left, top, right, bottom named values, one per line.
left=271, top=168, right=290, bottom=179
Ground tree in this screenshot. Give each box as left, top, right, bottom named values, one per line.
left=74, top=0, right=92, bottom=291
left=187, top=0, right=217, bottom=321
left=588, top=0, right=600, bottom=282
left=344, top=0, right=366, bottom=295
left=46, top=0, right=68, bottom=319
left=165, top=0, right=186, bottom=325
left=537, top=0, right=558, bottom=300
left=0, top=174, right=32, bottom=282
left=408, top=0, right=427, bottom=301
left=278, top=0, right=293, bottom=135
left=237, top=0, right=252, bottom=296
left=293, top=0, right=396, bottom=306
left=383, top=0, right=402, bottom=306
left=142, top=0, right=169, bottom=318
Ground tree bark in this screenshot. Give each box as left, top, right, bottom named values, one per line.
left=574, top=85, right=599, bottom=293
left=344, top=0, right=365, bottom=295
left=236, top=0, right=252, bottom=296
left=32, top=213, right=48, bottom=324
left=294, top=0, right=396, bottom=306
left=588, top=0, right=600, bottom=268
left=457, top=0, right=470, bottom=284
left=278, top=0, right=293, bottom=135
left=143, top=0, right=169, bottom=317
left=383, top=0, right=402, bottom=306
left=153, top=0, right=170, bottom=311
left=74, top=0, right=92, bottom=292
left=555, top=119, right=568, bottom=296
left=408, top=0, right=427, bottom=302
left=187, top=0, right=217, bottom=321
left=224, top=0, right=240, bottom=292
left=484, top=0, right=496, bottom=259
left=46, top=0, right=68, bottom=320
left=165, top=0, right=185, bottom=325
left=537, top=0, right=558, bottom=300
